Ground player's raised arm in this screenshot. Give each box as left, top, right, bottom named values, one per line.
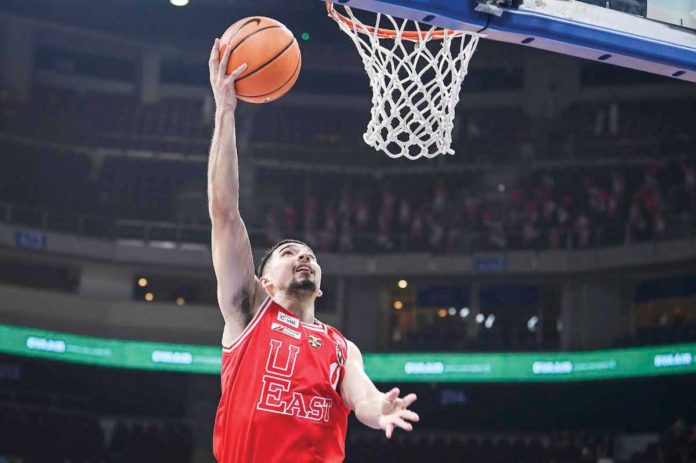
left=340, top=341, right=420, bottom=438
left=207, top=38, right=264, bottom=344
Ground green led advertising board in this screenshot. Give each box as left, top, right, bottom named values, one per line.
left=1, top=324, right=694, bottom=381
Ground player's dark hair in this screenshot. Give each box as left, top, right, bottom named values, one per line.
left=257, top=239, right=312, bottom=277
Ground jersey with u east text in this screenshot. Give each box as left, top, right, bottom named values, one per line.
left=213, top=297, right=350, bottom=463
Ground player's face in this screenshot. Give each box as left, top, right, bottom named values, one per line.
left=270, top=243, right=322, bottom=296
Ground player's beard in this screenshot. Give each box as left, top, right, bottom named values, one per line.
left=287, top=277, right=317, bottom=298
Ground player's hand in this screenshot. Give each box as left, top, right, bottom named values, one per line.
left=209, top=37, right=248, bottom=113
left=378, top=387, right=419, bottom=439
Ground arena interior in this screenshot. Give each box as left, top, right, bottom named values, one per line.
left=0, top=0, right=695, bottom=462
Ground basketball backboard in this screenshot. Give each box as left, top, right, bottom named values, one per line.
left=324, top=0, right=696, bottom=82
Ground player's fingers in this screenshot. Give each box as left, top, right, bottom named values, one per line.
left=400, top=409, right=420, bottom=422
left=218, top=40, right=234, bottom=78
left=394, top=417, right=413, bottom=432
left=385, top=387, right=400, bottom=401
left=209, top=38, right=220, bottom=68
left=402, top=393, right=418, bottom=407
left=227, top=63, right=248, bottom=81
left=385, top=423, right=394, bottom=439
left=392, top=398, right=405, bottom=410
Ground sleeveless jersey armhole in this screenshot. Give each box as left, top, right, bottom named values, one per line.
left=222, top=296, right=272, bottom=353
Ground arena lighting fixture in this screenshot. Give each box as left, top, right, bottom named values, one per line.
left=448, top=307, right=456, bottom=316
left=138, top=278, right=148, bottom=287
left=150, top=241, right=177, bottom=249
left=145, top=292, right=154, bottom=302
left=397, top=279, right=408, bottom=288
left=176, top=297, right=186, bottom=306
left=484, top=314, right=496, bottom=329
left=527, top=316, right=539, bottom=332
left=437, top=308, right=447, bottom=318
left=459, top=307, right=470, bottom=318
left=475, top=313, right=485, bottom=324
left=393, top=300, right=403, bottom=310
left=170, top=0, right=189, bottom=6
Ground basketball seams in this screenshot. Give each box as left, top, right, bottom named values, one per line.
left=228, top=25, right=285, bottom=56
left=236, top=37, right=297, bottom=83
left=237, top=53, right=301, bottom=99
left=226, top=17, right=262, bottom=46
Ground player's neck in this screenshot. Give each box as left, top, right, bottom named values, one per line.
left=274, top=293, right=316, bottom=324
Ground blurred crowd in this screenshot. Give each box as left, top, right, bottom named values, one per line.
left=344, top=420, right=696, bottom=463
left=390, top=314, right=544, bottom=352
left=629, top=418, right=696, bottom=463
left=0, top=85, right=695, bottom=255
left=393, top=316, right=696, bottom=353
left=262, top=160, right=696, bottom=254
left=3, top=403, right=694, bottom=463
left=2, top=86, right=693, bottom=164
left=615, top=319, right=696, bottom=348
left=0, top=406, right=192, bottom=463
left=0, top=86, right=210, bottom=152
left=346, top=430, right=615, bottom=463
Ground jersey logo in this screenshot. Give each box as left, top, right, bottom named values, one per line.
left=277, top=311, right=300, bottom=329
left=329, top=362, right=341, bottom=391
left=332, top=334, right=346, bottom=350
left=330, top=341, right=346, bottom=391
left=336, top=343, right=345, bottom=367
left=271, top=322, right=301, bottom=340
left=308, top=334, right=323, bottom=348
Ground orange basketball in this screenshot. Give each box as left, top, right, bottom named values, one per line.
left=219, top=17, right=301, bottom=104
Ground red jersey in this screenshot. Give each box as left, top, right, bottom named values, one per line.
left=213, top=297, right=351, bottom=463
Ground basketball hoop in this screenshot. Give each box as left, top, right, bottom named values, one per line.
left=326, top=2, right=480, bottom=159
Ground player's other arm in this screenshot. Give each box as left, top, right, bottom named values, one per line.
left=207, top=38, right=265, bottom=345
left=340, top=341, right=420, bottom=438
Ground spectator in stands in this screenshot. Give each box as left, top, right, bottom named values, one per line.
left=397, top=195, right=412, bottom=234
left=303, top=190, right=318, bottom=248
left=626, top=200, right=649, bottom=243
left=428, top=213, right=445, bottom=252
left=265, top=205, right=281, bottom=246
left=283, top=201, right=298, bottom=234
left=320, top=207, right=338, bottom=252
left=410, top=210, right=426, bottom=250
left=0, top=405, right=193, bottom=463
left=2, top=84, right=695, bottom=255
left=377, top=213, right=394, bottom=251
left=339, top=214, right=355, bottom=252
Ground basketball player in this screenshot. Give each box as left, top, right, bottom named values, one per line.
left=207, top=39, right=420, bottom=463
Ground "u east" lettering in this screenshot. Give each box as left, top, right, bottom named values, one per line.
left=256, top=339, right=333, bottom=422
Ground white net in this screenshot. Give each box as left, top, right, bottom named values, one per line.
left=327, top=3, right=480, bottom=160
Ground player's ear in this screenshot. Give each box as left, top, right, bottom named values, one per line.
left=259, top=276, right=274, bottom=293
left=316, top=289, right=323, bottom=298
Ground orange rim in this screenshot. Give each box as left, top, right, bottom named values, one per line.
left=326, top=2, right=466, bottom=41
